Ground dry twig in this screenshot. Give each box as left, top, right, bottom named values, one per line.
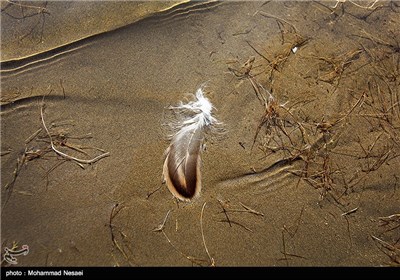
left=200, top=202, right=215, bottom=266
left=154, top=209, right=208, bottom=266
left=40, top=95, right=110, bottom=165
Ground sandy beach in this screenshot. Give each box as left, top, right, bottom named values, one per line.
left=1, top=1, right=399, bottom=267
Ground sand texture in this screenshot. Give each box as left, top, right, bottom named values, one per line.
left=1, top=1, right=399, bottom=266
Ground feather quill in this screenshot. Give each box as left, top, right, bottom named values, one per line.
left=163, top=86, right=220, bottom=202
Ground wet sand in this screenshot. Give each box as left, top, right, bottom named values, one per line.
left=1, top=1, right=399, bottom=266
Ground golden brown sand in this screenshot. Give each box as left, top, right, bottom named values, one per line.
left=1, top=1, right=399, bottom=266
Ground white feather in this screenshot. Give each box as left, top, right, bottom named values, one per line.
left=163, top=86, right=220, bottom=201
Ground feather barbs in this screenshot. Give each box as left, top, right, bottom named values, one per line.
left=162, top=86, right=220, bottom=202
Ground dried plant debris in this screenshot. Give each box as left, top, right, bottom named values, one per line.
left=40, top=96, right=110, bottom=166
left=371, top=233, right=400, bottom=266
left=1, top=0, right=50, bottom=43
left=246, top=37, right=309, bottom=83
left=200, top=202, right=215, bottom=266
left=215, top=199, right=264, bottom=233
left=108, top=203, right=136, bottom=266
left=153, top=205, right=215, bottom=267
left=2, top=93, right=109, bottom=208
left=227, top=6, right=400, bottom=206
left=279, top=229, right=308, bottom=266
left=311, top=48, right=362, bottom=88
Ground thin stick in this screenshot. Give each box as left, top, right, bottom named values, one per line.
left=17, top=190, right=33, bottom=196
left=281, top=230, right=289, bottom=266
left=284, top=205, right=306, bottom=238
left=239, top=202, right=265, bottom=217
left=40, top=96, right=110, bottom=165
left=25, top=128, right=42, bottom=144
left=371, top=234, right=400, bottom=264
left=379, top=214, right=400, bottom=220
left=349, top=0, right=380, bottom=10
left=200, top=202, right=215, bottom=266
left=146, top=185, right=163, bottom=199
left=154, top=210, right=207, bottom=266
left=109, top=204, right=135, bottom=266
left=60, top=79, right=66, bottom=99
left=153, top=210, right=171, bottom=232
left=1, top=149, right=12, bottom=156
left=5, top=0, right=48, bottom=12
left=161, top=231, right=207, bottom=266
left=371, top=235, right=398, bottom=251
left=218, top=219, right=253, bottom=232
left=111, top=252, right=120, bottom=267
left=110, top=204, right=124, bottom=244
left=341, top=207, right=359, bottom=216
left=343, top=214, right=353, bottom=246
left=257, top=11, right=298, bottom=33
left=246, top=40, right=270, bottom=63
left=44, top=160, right=67, bottom=190
left=217, top=199, right=232, bottom=227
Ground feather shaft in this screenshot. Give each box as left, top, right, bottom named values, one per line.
left=163, top=87, right=219, bottom=201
